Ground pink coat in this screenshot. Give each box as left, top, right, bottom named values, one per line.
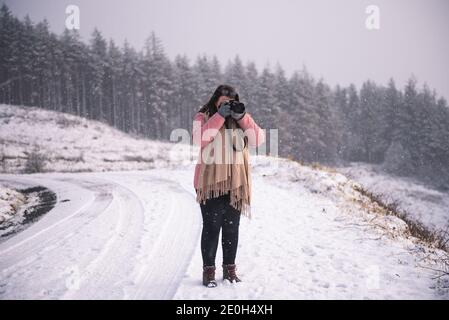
left=192, top=111, right=265, bottom=189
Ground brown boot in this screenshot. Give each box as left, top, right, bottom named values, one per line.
left=222, top=264, right=242, bottom=283
left=203, top=265, right=217, bottom=287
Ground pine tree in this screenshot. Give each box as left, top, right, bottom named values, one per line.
left=224, top=55, right=247, bottom=95
left=332, top=85, right=348, bottom=160
left=120, top=39, right=140, bottom=133
left=312, top=79, right=340, bottom=164
left=399, top=77, right=420, bottom=168
left=88, top=28, right=108, bottom=121
left=143, top=32, right=173, bottom=139
left=243, top=61, right=259, bottom=108
left=105, top=39, right=122, bottom=127
left=273, top=63, right=292, bottom=158
left=0, top=4, right=19, bottom=104
left=285, top=68, right=317, bottom=162
left=358, top=80, right=388, bottom=163
left=194, top=54, right=221, bottom=105
left=173, top=54, right=196, bottom=131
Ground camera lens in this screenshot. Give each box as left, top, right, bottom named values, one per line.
left=230, top=101, right=245, bottom=113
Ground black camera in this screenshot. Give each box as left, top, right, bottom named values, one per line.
left=224, top=99, right=245, bottom=113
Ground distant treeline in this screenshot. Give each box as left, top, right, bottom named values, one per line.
left=1, top=4, right=448, bottom=189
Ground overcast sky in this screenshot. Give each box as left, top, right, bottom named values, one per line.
left=4, top=0, right=449, bottom=99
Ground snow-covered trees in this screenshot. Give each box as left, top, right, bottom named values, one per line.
left=335, top=77, right=449, bottom=190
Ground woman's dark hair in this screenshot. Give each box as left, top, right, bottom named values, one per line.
left=198, top=84, right=240, bottom=116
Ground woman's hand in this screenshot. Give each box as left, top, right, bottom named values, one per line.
left=217, top=102, right=232, bottom=118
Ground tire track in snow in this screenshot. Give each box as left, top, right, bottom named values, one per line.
left=61, top=174, right=147, bottom=299
left=102, top=171, right=202, bottom=299
left=0, top=176, right=110, bottom=262
left=0, top=171, right=201, bottom=299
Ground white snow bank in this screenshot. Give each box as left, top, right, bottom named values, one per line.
left=336, top=162, right=449, bottom=232
left=0, top=186, right=25, bottom=224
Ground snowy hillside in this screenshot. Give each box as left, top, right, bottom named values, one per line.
left=0, top=104, right=448, bottom=299
left=336, top=163, right=449, bottom=233
left=0, top=104, right=190, bottom=173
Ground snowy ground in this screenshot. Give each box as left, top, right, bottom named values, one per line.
left=1, top=161, right=448, bottom=299
left=0, top=104, right=448, bottom=299
left=175, top=159, right=449, bottom=299
left=336, top=163, right=449, bottom=233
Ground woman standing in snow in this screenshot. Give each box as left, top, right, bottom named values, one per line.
left=192, top=84, right=265, bottom=287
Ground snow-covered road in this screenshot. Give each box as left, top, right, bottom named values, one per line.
left=0, top=164, right=447, bottom=299
left=0, top=169, right=201, bottom=299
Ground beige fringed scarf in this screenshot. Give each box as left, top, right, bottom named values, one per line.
left=195, top=111, right=252, bottom=218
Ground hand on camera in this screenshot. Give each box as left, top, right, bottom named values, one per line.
left=218, top=102, right=232, bottom=118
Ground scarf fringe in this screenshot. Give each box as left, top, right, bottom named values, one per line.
left=196, top=180, right=252, bottom=219
left=229, top=184, right=252, bottom=219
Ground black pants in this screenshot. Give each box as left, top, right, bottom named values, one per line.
left=199, top=192, right=241, bottom=267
